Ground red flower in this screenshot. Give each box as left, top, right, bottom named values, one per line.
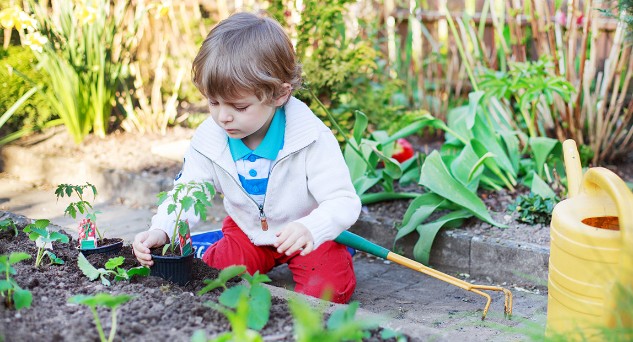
left=391, top=138, right=415, bottom=163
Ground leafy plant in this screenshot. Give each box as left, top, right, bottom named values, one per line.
left=22, top=219, right=68, bottom=267
left=13, top=0, right=148, bottom=143
left=0, top=46, right=55, bottom=145
left=157, top=180, right=215, bottom=256
left=289, top=297, right=375, bottom=341
left=0, top=252, right=32, bottom=310
left=0, top=218, right=18, bottom=236
left=77, top=253, right=149, bottom=286
left=68, top=293, right=134, bottom=342
left=194, top=265, right=271, bottom=341
left=54, top=182, right=104, bottom=240
left=508, top=193, right=559, bottom=225
left=308, top=88, right=425, bottom=205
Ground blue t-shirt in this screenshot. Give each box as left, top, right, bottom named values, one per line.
left=227, top=107, right=285, bottom=205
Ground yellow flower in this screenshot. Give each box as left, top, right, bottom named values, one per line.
left=77, top=5, right=97, bottom=25
left=17, top=10, right=36, bottom=30
left=24, top=31, right=48, bottom=53
left=154, top=1, right=171, bottom=19
left=0, top=7, right=36, bottom=31
left=0, top=7, right=19, bottom=30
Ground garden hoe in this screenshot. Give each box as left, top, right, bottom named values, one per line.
left=335, top=231, right=513, bottom=320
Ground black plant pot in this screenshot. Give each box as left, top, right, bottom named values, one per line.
left=79, top=238, right=124, bottom=256
left=150, top=250, right=195, bottom=286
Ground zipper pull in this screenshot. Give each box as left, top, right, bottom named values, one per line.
left=258, top=205, right=268, bottom=231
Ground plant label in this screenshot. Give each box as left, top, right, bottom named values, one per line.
left=178, top=221, right=193, bottom=257
left=78, top=218, right=97, bottom=248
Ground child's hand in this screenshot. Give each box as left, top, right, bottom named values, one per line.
left=132, top=230, right=168, bottom=267
left=274, top=222, right=314, bottom=256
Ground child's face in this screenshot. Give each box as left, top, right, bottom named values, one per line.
left=208, top=93, right=287, bottom=144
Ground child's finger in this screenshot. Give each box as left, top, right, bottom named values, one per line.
left=300, top=241, right=314, bottom=256
left=284, top=237, right=307, bottom=255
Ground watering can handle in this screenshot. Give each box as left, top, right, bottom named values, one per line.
left=563, top=139, right=583, bottom=198
left=582, top=167, right=633, bottom=327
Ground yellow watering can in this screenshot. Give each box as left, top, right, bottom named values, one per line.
left=546, top=139, right=633, bottom=338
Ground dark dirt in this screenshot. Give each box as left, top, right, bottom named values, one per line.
left=0, top=215, right=401, bottom=342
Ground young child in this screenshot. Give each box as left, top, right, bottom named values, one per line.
left=132, top=11, right=361, bottom=304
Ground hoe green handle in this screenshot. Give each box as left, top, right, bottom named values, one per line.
left=335, top=231, right=389, bottom=259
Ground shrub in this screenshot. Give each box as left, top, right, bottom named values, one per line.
left=0, top=46, right=54, bottom=134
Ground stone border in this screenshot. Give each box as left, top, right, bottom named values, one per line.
left=2, top=144, right=549, bottom=286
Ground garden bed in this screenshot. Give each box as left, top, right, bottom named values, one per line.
left=0, top=214, right=402, bottom=341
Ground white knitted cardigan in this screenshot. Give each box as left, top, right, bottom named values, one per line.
left=150, top=97, right=361, bottom=249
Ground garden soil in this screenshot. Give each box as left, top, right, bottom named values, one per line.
left=0, top=226, right=393, bottom=342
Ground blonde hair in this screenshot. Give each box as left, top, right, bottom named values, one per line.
left=192, top=12, right=302, bottom=105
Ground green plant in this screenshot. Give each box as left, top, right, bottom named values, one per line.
left=508, top=193, right=559, bottom=225
left=68, top=293, right=134, bottom=342
left=289, top=297, right=375, bottom=341
left=22, top=219, right=68, bottom=267
left=194, top=265, right=272, bottom=341
left=0, top=46, right=55, bottom=142
left=77, top=253, right=149, bottom=286
left=308, top=88, right=425, bottom=205
left=0, top=252, right=32, bottom=310
left=157, top=180, right=215, bottom=256
left=478, top=56, right=575, bottom=140
left=54, top=182, right=104, bottom=240
left=11, top=0, right=147, bottom=143
left=394, top=90, right=564, bottom=265
left=0, top=218, right=18, bottom=236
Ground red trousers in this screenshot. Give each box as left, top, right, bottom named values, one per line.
left=202, top=216, right=356, bottom=304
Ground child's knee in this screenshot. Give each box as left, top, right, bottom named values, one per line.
left=298, top=271, right=356, bottom=304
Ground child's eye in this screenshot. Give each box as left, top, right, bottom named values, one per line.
left=208, top=100, right=219, bottom=106
left=234, top=106, right=248, bottom=112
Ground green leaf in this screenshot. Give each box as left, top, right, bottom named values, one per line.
left=181, top=196, right=195, bottom=211
left=413, top=210, right=472, bottom=265
left=0, top=280, right=13, bottom=292
left=167, top=204, right=176, bottom=215
left=69, top=293, right=133, bottom=309
left=219, top=265, right=247, bottom=284
left=34, top=219, right=50, bottom=229
left=326, top=301, right=359, bottom=330
left=8, top=252, right=31, bottom=264
left=247, top=285, right=271, bottom=330
left=395, top=193, right=444, bottom=244
left=49, top=231, right=69, bottom=243
left=105, top=256, right=125, bottom=270
left=352, top=111, right=368, bottom=144
left=77, top=253, right=102, bottom=281
left=219, top=285, right=248, bottom=309
left=530, top=172, right=556, bottom=199
left=419, top=152, right=505, bottom=227
left=13, top=288, right=33, bottom=310
left=528, top=137, right=561, bottom=177
left=126, top=266, right=150, bottom=278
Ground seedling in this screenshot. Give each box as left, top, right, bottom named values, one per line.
left=0, top=218, right=18, bottom=236
left=508, top=193, right=559, bottom=225
left=194, top=266, right=271, bottom=342
left=77, top=253, right=149, bottom=286
left=55, top=182, right=103, bottom=248
left=23, top=219, right=69, bottom=267
left=157, top=180, right=215, bottom=256
left=68, top=293, right=134, bottom=342
left=0, top=252, right=33, bottom=310
left=289, top=297, right=375, bottom=341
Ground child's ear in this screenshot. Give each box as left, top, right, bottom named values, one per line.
left=273, top=83, right=292, bottom=107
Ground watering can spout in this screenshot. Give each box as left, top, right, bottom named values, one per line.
left=562, top=139, right=582, bottom=198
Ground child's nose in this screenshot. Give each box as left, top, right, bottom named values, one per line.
left=218, top=108, right=233, bottom=123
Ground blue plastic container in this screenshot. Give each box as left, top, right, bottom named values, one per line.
left=190, top=230, right=355, bottom=258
